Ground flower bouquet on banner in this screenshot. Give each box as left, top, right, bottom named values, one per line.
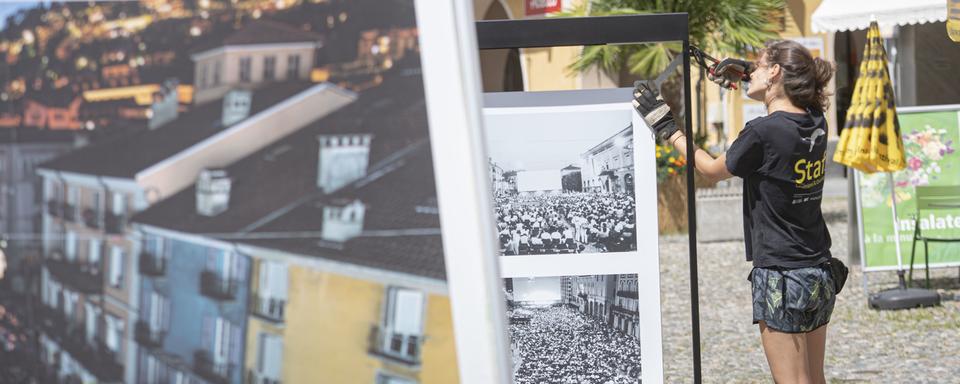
left=834, top=21, right=940, bottom=310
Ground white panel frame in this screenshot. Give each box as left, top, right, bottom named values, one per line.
left=415, top=1, right=513, bottom=383
left=487, top=94, right=664, bottom=384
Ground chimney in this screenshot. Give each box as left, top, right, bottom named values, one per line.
left=221, top=89, right=252, bottom=126
left=316, top=134, right=373, bottom=193
left=148, top=79, right=179, bottom=130
left=196, top=169, right=231, bottom=216
left=321, top=199, right=365, bottom=242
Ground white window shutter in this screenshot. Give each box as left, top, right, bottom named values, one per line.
left=213, top=318, right=227, bottom=362
left=110, top=246, right=123, bottom=287
left=105, top=315, right=118, bottom=351
left=85, top=303, right=97, bottom=341
left=265, top=335, right=283, bottom=378
left=88, top=238, right=101, bottom=265
left=65, top=231, right=76, bottom=260
left=112, top=192, right=125, bottom=215
left=270, top=263, right=287, bottom=300
left=392, top=289, right=424, bottom=336
left=150, top=292, right=162, bottom=329
left=67, top=186, right=77, bottom=205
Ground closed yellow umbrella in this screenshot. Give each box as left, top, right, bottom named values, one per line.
left=833, top=21, right=906, bottom=173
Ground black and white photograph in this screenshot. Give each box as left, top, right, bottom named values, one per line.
left=486, top=108, right=638, bottom=256
left=505, top=274, right=642, bottom=384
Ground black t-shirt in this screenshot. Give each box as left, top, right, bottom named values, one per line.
left=725, top=109, right=832, bottom=268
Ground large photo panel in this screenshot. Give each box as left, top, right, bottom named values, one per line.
left=484, top=88, right=663, bottom=383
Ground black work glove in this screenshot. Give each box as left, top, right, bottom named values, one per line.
left=707, top=58, right=755, bottom=89
left=632, top=81, right=678, bottom=142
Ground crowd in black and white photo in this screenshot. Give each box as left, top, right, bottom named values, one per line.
left=508, top=305, right=642, bottom=384
left=495, top=193, right=637, bottom=255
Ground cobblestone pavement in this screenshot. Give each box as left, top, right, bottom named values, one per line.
left=659, top=197, right=960, bottom=383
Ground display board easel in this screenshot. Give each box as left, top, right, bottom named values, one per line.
left=475, top=14, right=702, bottom=383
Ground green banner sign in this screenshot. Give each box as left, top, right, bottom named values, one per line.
left=856, top=106, right=960, bottom=271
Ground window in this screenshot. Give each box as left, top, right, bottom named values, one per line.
left=65, top=231, right=77, bottom=260
left=84, top=302, right=99, bottom=344
left=144, top=354, right=160, bottom=384
left=263, top=56, right=276, bottom=80
left=111, top=192, right=126, bottom=216
left=105, top=314, right=123, bottom=353
left=50, top=280, right=62, bottom=308
left=148, top=292, right=168, bottom=331
left=88, top=237, right=101, bottom=268
left=212, top=317, right=232, bottom=365
left=67, top=185, right=78, bottom=206
left=286, top=54, right=300, bottom=79
left=63, top=289, right=77, bottom=318
left=256, top=261, right=287, bottom=320
left=256, top=333, right=283, bottom=379
left=239, top=57, right=252, bottom=82
left=109, top=246, right=124, bottom=288
left=257, top=261, right=288, bottom=299
left=382, top=288, right=424, bottom=360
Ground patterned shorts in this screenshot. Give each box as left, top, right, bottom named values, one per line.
left=749, top=264, right=836, bottom=333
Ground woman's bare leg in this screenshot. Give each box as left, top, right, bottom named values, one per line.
left=804, top=325, right=828, bottom=384
left=759, top=321, right=812, bottom=384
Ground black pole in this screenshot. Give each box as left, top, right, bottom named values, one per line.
left=682, top=33, right=703, bottom=384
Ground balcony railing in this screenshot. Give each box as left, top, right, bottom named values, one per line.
left=104, top=213, right=127, bottom=234
left=194, top=350, right=234, bottom=384
left=616, top=290, right=639, bottom=299
left=251, top=295, right=285, bottom=323
left=82, top=209, right=102, bottom=230
left=139, top=252, right=166, bottom=276
left=134, top=320, right=165, bottom=348
left=247, top=369, right=281, bottom=384
left=44, top=259, right=103, bottom=294
left=200, top=271, right=238, bottom=301
left=36, top=305, right=123, bottom=381
left=367, top=325, right=422, bottom=366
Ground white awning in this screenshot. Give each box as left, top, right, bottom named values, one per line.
left=811, top=0, right=948, bottom=33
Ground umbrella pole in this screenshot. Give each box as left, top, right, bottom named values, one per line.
left=887, top=172, right=907, bottom=289
left=868, top=172, right=939, bottom=310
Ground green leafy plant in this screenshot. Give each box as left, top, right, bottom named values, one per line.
left=557, top=0, right=784, bottom=146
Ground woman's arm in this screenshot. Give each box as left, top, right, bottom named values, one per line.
left=666, top=131, right=734, bottom=184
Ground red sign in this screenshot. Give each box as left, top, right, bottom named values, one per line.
left=525, top=0, right=562, bottom=16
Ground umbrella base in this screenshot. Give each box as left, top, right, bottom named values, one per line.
left=868, top=287, right=941, bottom=310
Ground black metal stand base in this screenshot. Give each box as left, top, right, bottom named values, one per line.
left=868, top=286, right=941, bottom=310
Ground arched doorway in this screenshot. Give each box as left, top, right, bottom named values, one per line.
left=477, top=0, right=524, bottom=92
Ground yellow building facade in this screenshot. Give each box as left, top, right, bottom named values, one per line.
left=244, top=257, right=459, bottom=384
